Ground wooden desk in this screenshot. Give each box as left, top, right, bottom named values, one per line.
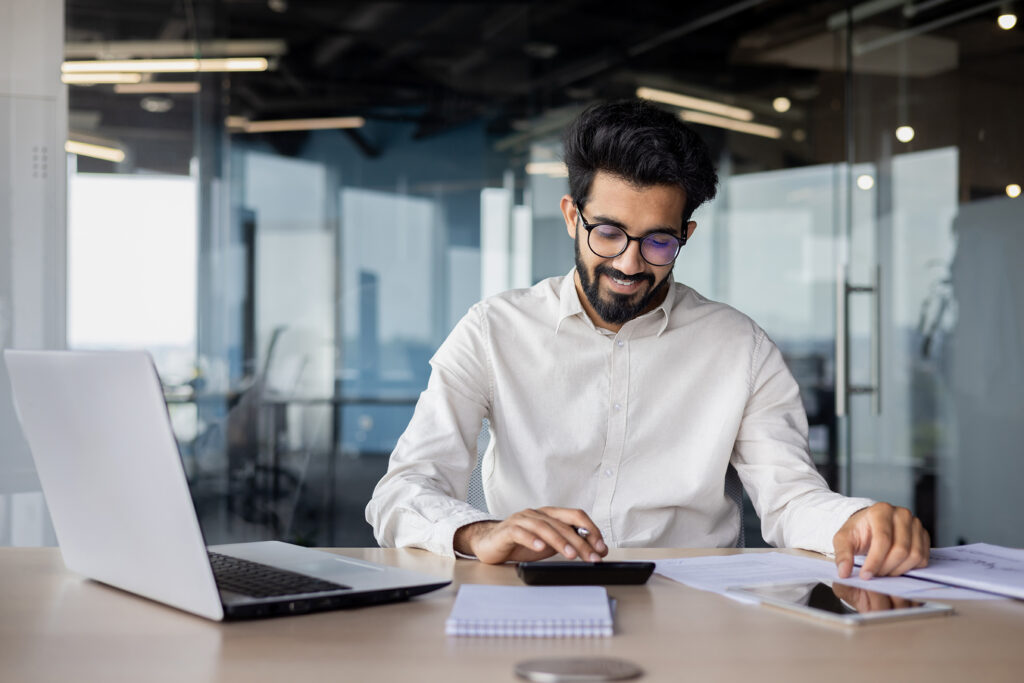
left=2, top=547, right=1022, bottom=682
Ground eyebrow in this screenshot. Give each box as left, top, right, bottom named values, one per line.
left=587, top=211, right=683, bottom=239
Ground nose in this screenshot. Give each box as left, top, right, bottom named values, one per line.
left=610, top=238, right=646, bottom=275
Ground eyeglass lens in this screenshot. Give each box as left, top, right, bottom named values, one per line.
left=589, top=224, right=679, bottom=266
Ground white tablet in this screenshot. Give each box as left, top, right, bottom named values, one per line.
left=728, top=580, right=954, bottom=626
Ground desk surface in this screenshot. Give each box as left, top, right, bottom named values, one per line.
left=2, top=547, right=1022, bottom=683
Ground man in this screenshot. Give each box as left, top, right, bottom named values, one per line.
left=366, top=100, right=929, bottom=580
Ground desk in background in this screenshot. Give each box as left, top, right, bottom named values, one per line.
left=2, top=548, right=1022, bottom=682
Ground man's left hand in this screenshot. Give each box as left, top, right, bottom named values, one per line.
left=832, top=502, right=930, bottom=579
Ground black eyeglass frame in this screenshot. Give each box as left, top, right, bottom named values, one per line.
left=574, top=203, right=687, bottom=266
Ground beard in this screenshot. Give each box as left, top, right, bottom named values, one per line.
left=574, top=237, right=671, bottom=326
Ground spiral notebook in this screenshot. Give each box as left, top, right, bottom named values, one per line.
left=445, top=584, right=614, bottom=637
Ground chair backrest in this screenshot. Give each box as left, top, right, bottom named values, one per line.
left=724, top=464, right=745, bottom=548
left=466, top=419, right=490, bottom=512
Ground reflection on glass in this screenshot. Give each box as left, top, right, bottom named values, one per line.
left=47, top=1, right=1023, bottom=552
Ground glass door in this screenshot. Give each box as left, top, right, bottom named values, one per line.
left=842, top=2, right=1024, bottom=546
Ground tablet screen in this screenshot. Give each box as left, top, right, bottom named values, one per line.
left=739, top=581, right=927, bottom=614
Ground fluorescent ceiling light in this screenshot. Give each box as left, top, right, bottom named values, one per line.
left=231, top=116, right=366, bottom=133
left=62, top=58, right=269, bottom=74
left=65, top=140, right=125, bottom=163
left=62, top=72, right=144, bottom=85
left=225, top=116, right=250, bottom=130
left=637, top=86, right=754, bottom=122
left=65, top=39, right=287, bottom=59
left=114, top=82, right=201, bottom=94
left=679, top=111, right=782, bottom=139
left=525, top=161, right=568, bottom=177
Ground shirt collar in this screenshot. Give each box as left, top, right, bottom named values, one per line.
left=555, top=267, right=677, bottom=338
left=555, top=268, right=586, bottom=334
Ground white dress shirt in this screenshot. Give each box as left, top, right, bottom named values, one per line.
left=365, top=270, right=873, bottom=557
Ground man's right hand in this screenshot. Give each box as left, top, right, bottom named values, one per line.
left=454, top=507, right=608, bottom=564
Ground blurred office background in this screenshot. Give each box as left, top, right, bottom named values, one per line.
left=2, top=0, right=1022, bottom=549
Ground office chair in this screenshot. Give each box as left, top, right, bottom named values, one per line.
left=466, top=419, right=490, bottom=512
left=724, top=464, right=745, bottom=548
left=188, top=326, right=314, bottom=540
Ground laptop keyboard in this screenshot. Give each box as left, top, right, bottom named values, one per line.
left=208, top=552, right=350, bottom=598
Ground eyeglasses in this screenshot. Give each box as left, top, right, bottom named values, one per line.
left=575, top=204, right=686, bottom=266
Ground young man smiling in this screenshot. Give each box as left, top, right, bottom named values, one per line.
left=366, top=100, right=930, bottom=580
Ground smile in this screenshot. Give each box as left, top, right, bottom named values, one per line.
left=604, top=273, right=646, bottom=293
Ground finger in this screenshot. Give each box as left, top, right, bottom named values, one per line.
left=540, top=508, right=607, bottom=557
left=851, top=589, right=872, bottom=613
left=891, top=597, right=912, bottom=610
left=471, top=521, right=548, bottom=564
left=831, top=582, right=858, bottom=604
left=515, top=514, right=591, bottom=561
left=877, top=508, right=911, bottom=576
left=891, top=517, right=928, bottom=577
left=859, top=506, right=894, bottom=579
left=867, top=590, right=894, bottom=612
left=505, top=525, right=559, bottom=561
left=490, top=511, right=562, bottom=559
left=833, top=529, right=855, bottom=578
left=917, top=527, right=931, bottom=568
left=508, top=525, right=549, bottom=554
left=536, top=508, right=605, bottom=560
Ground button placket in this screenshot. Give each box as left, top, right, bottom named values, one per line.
left=593, top=332, right=630, bottom=543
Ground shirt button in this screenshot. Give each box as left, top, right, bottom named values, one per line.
left=613, top=403, right=622, bottom=411
left=604, top=468, right=614, bottom=478
left=616, top=340, right=624, bottom=347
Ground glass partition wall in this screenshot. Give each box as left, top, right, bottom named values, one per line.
left=52, top=1, right=1023, bottom=549
left=842, top=2, right=1024, bottom=546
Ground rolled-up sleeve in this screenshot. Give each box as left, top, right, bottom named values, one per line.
left=365, top=305, right=499, bottom=557
left=731, top=330, right=873, bottom=554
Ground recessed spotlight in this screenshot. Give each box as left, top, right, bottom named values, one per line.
left=895, top=125, right=915, bottom=143
left=998, top=13, right=1017, bottom=30
left=772, top=97, right=791, bottom=113
left=1007, top=183, right=1022, bottom=199
left=792, top=129, right=806, bottom=142
left=140, top=96, right=173, bottom=113
left=523, top=42, right=558, bottom=59
left=857, top=174, right=875, bottom=190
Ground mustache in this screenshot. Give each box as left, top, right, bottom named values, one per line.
left=594, top=264, right=654, bottom=287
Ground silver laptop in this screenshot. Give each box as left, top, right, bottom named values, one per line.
left=4, top=349, right=449, bottom=621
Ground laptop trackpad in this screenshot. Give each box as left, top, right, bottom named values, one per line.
left=298, top=556, right=385, bottom=579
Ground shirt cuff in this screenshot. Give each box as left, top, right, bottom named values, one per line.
left=818, top=498, right=875, bottom=555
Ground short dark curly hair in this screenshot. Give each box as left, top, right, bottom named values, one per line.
left=563, top=99, right=718, bottom=222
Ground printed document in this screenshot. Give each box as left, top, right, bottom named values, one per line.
left=654, top=552, right=1002, bottom=602
left=857, top=543, right=1024, bottom=600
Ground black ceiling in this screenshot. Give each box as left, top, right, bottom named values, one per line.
left=65, top=0, right=1024, bottom=177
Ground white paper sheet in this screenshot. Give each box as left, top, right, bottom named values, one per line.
left=857, top=543, right=1024, bottom=600
left=654, top=552, right=1003, bottom=602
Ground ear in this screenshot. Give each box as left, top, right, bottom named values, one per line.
left=560, top=195, right=578, bottom=239
left=684, top=221, right=697, bottom=241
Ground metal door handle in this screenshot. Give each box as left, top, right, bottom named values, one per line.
left=835, top=264, right=881, bottom=417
